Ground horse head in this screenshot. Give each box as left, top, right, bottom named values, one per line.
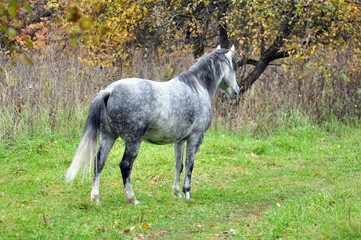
left=217, top=45, right=240, bottom=100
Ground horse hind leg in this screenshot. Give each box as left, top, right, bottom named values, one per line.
left=183, top=133, right=204, bottom=200
left=120, top=141, right=141, bottom=204
left=173, top=141, right=185, bottom=198
left=91, top=133, right=116, bottom=204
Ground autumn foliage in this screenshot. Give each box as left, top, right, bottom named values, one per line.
left=0, top=0, right=360, bottom=132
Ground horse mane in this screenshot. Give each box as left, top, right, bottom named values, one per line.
left=177, top=49, right=235, bottom=93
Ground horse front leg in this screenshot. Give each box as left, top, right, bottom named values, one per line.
left=173, top=140, right=185, bottom=198
left=120, top=142, right=141, bottom=204
left=91, top=134, right=116, bottom=204
left=183, top=133, right=204, bottom=200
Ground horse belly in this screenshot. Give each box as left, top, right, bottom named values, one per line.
left=143, top=127, right=185, bottom=145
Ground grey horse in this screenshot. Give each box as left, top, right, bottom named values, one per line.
left=66, top=45, right=240, bottom=204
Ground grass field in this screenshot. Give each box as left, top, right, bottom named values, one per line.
left=1, top=114, right=360, bottom=239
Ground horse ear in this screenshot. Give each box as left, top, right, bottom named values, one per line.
left=226, top=45, right=235, bottom=59
left=216, top=45, right=221, bottom=50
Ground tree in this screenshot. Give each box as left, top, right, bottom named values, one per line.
left=68, top=0, right=360, bottom=92
left=2, top=0, right=360, bottom=95
left=228, top=0, right=361, bottom=93
left=0, top=0, right=71, bottom=63
left=161, top=0, right=361, bottom=93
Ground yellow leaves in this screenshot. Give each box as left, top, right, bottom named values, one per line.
left=73, top=0, right=152, bottom=67
left=141, top=223, right=150, bottom=230
left=99, top=25, right=109, bottom=35
left=66, top=6, right=82, bottom=22
left=61, top=0, right=360, bottom=73
left=122, top=223, right=150, bottom=234
left=295, top=53, right=306, bottom=61
left=79, top=18, right=94, bottom=31
left=94, top=2, right=106, bottom=12
left=120, top=53, right=129, bottom=60
left=143, top=6, right=148, bottom=16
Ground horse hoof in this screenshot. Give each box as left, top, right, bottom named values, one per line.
left=173, top=190, right=182, bottom=198
left=126, top=198, right=140, bottom=205
left=173, top=185, right=183, bottom=198
left=91, top=195, right=100, bottom=205
left=185, top=192, right=191, bottom=200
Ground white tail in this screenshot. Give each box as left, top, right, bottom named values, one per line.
left=65, top=129, right=97, bottom=182
left=65, top=91, right=109, bottom=183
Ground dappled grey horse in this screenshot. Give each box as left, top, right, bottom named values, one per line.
left=66, top=45, right=240, bottom=204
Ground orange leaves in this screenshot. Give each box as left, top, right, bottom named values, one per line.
left=0, top=0, right=72, bottom=63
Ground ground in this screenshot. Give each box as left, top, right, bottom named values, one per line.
left=1, top=121, right=360, bottom=239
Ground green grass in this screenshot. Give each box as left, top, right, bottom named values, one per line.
left=1, top=116, right=360, bottom=239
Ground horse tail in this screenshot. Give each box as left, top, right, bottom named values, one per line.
left=66, top=90, right=110, bottom=183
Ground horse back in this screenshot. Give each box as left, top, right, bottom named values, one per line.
left=104, top=78, right=211, bottom=144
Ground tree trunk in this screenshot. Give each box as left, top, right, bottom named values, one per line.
left=218, top=1, right=230, bottom=48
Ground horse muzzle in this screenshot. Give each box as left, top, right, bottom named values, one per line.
left=229, top=86, right=240, bottom=100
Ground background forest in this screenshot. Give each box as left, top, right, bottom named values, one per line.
left=1, top=0, right=361, bottom=137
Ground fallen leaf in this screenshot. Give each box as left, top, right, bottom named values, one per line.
left=141, top=223, right=150, bottom=230
left=210, top=224, right=219, bottom=229
left=124, top=225, right=135, bottom=233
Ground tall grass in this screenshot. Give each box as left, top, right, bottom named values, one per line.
left=0, top=47, right=360, bottom=141
left=0, top=52, right=105, bottom=139
left=213, top=46, right=361, bottom=130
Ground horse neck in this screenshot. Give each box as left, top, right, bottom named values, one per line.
left=195, top=64, right=224, bottom=100
left=178, top=57, right=226, bottom=99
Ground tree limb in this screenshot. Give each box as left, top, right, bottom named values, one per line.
left=237, top=50, right=290, bottom=67
left=237, top=4, right=297, bottom=94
